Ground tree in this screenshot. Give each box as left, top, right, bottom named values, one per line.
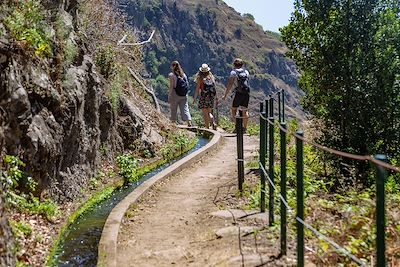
left=242, top=13, right=255, bottom=21
left=281, top=0, right=400, bottom=180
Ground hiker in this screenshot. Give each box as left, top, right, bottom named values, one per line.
left=222, top=58, right=250, bottom=132
left=169, top=61, right=192, bottom=126
left=193, top=63, right=217, bottom=130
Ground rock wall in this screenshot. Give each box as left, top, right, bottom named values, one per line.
left=0, top=1, right=164, bottom=201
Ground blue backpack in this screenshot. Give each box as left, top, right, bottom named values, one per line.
left=175, top=75, right=189, bottom=96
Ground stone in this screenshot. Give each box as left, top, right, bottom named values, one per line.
left=215, top=226, right=259, bottom=238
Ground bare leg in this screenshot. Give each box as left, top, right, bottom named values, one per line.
left=243, top=109, right=249, bottom=129
left=202, top=108, right=210, bottom=128
left=231, top=107, right=237, bottom=122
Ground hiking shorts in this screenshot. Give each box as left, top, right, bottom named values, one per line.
left=232, top=92, right=249, bottom=108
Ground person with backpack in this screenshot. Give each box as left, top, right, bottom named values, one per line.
left=222, top=58, right=250, bottom=132
left=193, top=63, right=217, bottom=130
left=168, top=61, right=192, bottom=126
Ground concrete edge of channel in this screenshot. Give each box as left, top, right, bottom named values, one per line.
left=97, top=127, right=223, bottom=267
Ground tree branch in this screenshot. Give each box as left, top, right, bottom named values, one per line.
left=127, top=67, right=160, bottom=113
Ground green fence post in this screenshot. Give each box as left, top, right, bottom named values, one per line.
left=296, top=131, right=304, bottom=267
left=268, top=97, right=275, bottom=226
left=278, top=91, right=282, bottom=123
left=280, top=122, right=287, bottom=255
left=260, top=104, right=267, bottom=213
left=375, top=154, right=388, bottom=267
left=265, top=98, right=269, bottom=154
left=282, top=89, right=285, bottom=123
left=236, top=111, right=244, bottom=193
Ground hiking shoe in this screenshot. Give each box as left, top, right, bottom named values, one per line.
left=243, top=128, right=247, bottom=134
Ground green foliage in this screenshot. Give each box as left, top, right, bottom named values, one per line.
left=99, top=144, right=109, bottom=156
left=242, top=13, right=255, bottom=21
left=64, top=40, right=78, bottom=66
left=96, top=45, right=116, bottom=79
left=145, top=51, right=161, bottom=77
left=108, top=65, right=130, bottom=111
left=265, top=30, right=281, bottom=40
left=2, top=155, right=36, bottom=192
left=218, top=116, right=235, bottom=133
left=5, top=0, right=52, bottom=57
left=89, top=171, right=105, bottom=190
left=246, top=123, right=259, bottom=136
left=10, top=220, right=33, bottom=238
left=281, top=0, right=400, bottom=181
left=1, top=156, right=60, bottom=221
left=152, top=75, right=169, bottom=101
left=160, top=131, right=195, bottom=160
left=116, top=154, right=139, bottom=183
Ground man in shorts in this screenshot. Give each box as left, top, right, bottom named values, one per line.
left=222, top=58, right=250, bottom=132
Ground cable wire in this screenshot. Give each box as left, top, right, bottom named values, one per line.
left=259, top=162, right=367, bottom=266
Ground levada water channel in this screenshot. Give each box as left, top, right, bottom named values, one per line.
left=51, top=137, right=209, bottom=266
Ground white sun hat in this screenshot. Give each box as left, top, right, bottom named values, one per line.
left=199, top=63, right=211, bottom=73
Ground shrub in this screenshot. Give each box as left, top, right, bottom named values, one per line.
left=116, top=154, right=139, bottom=183
left=96, top=45, right=116, bottom=79
left=1, top=156, right=60, bottom=221
left=5, top=0, right=52, bottom=57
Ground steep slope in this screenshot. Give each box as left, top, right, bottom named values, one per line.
left=0, top=0, right=180, bottom=265
left=0, top=0, right=170, bottom=201
left=118, top=0, right=303, bottom=117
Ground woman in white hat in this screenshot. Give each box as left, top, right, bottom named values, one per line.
left=193, top=63, right=217, bottom=129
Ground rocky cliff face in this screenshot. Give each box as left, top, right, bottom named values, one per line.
left=118, top=0, right=304, bottom=116
left=0, top=0, right=166, bottom=201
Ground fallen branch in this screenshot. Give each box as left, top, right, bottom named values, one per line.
left=118, top=30, right=156, bottom=46
left=127, top=67, right=160, bottom=113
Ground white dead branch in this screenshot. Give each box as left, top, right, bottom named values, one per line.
left=118, top=30, right=156, bottom=46
left=127, top=67, right=161, bottom=113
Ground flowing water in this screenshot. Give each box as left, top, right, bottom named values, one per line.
left=51, top=137, right=209, bottom=266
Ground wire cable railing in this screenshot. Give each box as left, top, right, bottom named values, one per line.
left=259, top=163, right=367, bottom=266
left=234, top=90, right=399, bottom=267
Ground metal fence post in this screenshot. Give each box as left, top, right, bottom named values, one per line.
left=282, top=89, right=285, bottom=123
left=260, top=104, right=267, bottom=213
left=296, top=131, right=304, bottom=267
left=375, top=155, right=388, bottom=267
left=265, top=98, right=269, bottom=154
left=268, top=97, right=275, bottom=226
left=280, top=122, right=287, bottom=255
left=236, top=111, right=244, bottom=193
left=278, top=91, right=282, bottom=123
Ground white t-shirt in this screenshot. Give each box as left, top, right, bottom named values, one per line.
left=230, top=68, right=249, bottom=89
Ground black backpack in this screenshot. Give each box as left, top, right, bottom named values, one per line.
left=203, top=78, right=216, bottom=96
left=235, top=69, right=250, bottom=95
left=175, top=75, right=189, bottom=96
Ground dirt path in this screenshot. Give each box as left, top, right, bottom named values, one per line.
left=117, top=134, right=296, bottom=267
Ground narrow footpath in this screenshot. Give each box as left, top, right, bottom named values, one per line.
left=117, top=133, right=296, bottom=267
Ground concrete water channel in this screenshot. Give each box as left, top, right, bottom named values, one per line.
left=50, top=129, right=220, bottom=267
